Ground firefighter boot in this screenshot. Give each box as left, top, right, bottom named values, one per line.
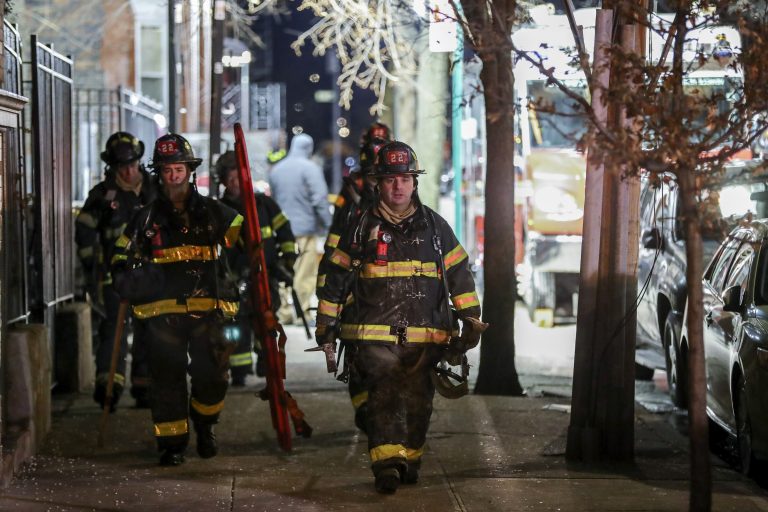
left=403, top=460, right=421, bottom=484
left=374, top=465, right=404, bottom=494
left=159, top=447, right=186, bottom=466
left=194, top=423, right=218, bottom=459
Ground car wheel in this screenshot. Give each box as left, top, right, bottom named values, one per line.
left=736, top=377, right=757, bottom=475
left=663, top=313, right=687, bottom=408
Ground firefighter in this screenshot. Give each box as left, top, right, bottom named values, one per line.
left=317, top=135, right=389, bottom=433
left=315, top=141, right=483, bottom=494
left=75, top=131, right=156, bottom=410
left=111, top=134, right=243, bottom=466
left=215, top=150, right=297, bottom=386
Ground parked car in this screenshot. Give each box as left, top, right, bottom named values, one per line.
left=680, top=220, right=768, bottom=474
left=635, top=167, right=768, bottom=407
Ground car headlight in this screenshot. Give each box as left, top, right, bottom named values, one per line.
left=533, top=186, right=583, bottom=221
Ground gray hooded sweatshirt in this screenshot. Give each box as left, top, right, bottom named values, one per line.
left=268, top=133, right=332, bottom=237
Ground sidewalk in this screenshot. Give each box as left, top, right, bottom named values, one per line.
left=1, top=380, right=767, bottom=511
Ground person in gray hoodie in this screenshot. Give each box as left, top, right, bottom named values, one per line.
left=268, top=133, right=332, bottom=320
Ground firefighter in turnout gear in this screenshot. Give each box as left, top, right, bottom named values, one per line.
left=215, top=151, right=297, bottom=386
left=75, top=131, right=156, bottom=411
left=317, top=133, right=390, bottom=433
left=111, top=134, right=243, bottom=466
left=314, top=141, right=482, bottom=494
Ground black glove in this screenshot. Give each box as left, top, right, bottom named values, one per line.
left=274, top=259, right=295, bottom=285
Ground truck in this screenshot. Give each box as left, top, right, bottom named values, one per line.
left=513, top=7, right=595, bottom=327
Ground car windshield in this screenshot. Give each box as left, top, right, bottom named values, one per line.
left=527, top=79, right=589, bottom=149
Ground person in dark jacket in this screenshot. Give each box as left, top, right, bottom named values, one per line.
left=317, top=133, right=389, bottom=433
left=75, top=131, right=156, bottom=410
left=315, top=141, right=482, bottom=494
left=215, top=151, right=297, bottom=385
left=111, top=134, right=243, bottom=466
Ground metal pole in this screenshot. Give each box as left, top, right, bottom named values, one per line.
left=240, top=62, right=249, bottom=129
left=208, top=0, right=226, bottom=197
left=451, top=5, right=464, bottom=244
left=328, top=53, right=342, bottom=195
left=168, top=0, right=177, bottom=133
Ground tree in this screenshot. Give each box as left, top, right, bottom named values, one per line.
left=515, top=1, right=768, bottom=508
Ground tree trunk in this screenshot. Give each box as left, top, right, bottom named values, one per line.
left=677, top=169, right=711, bottom=512
left=466, top=0, right=523, bottom=396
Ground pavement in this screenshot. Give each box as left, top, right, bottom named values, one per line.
left=1, top=311, right=768, bottom=511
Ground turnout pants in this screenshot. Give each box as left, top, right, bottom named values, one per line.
left=353, top=343, right=443, bottom=475
left=145, top=313, right=230, bottom=451
left=229, top=278, right=281, bottom=380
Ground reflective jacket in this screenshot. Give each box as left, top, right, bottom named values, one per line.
left=75, top=170, right=156, bottom=286
left=316, top=204, right=480, bottom=346
left=219, top=192, right=297, bottom=271
left=111, top=189, right=243, bottom=320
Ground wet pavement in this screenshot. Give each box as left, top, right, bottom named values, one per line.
left=1, top=305, right=767, bottom=511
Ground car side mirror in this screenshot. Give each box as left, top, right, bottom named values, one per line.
left=641, top=227, right=664, bottom=250
left=722, top=285, right=743, bottom=312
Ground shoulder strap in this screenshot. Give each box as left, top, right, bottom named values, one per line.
left=425, top=206, right=454, bottom=327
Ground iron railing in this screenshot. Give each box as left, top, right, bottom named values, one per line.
left=29, top=35, right=74, bottom=319
left=73, top=86, right=163, bottom=199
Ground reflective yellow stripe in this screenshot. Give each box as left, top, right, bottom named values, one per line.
left=316, top=274, right=326, bottom=288
left=329, top=248, right=351, bottom=270
left=444, top=244, right=468, bottom=271
left=361, top=261, right=438, bottom=279
left=261, top=226, right=273, bottom=239
left=78, top=246, right=94, bottom=258
left=340, top=324, right=398, bottom=343
left=280, top=241, right=297, bottom=254
left=152, top=245, right=216, bottom=264
left=452, top=291, right=480, bottom=310
left=370, top=444, right=407, bottom=463
left=224, top=215, right=244, bottom=248
left=154, top=419, right=188, bottom=437
left=190, top=398, right=225, bottom=416
left=229, top=352, right=253, bottom=367
left=76, top=212, right=98, bottom=228
left=111, top=254, right=128, bottom=265
left=114, top=234, right=130, bottom=249
left=406, top=447, right=424, bottom=461
left=340, top=324, right=451, bottom=344
left=105, top=224, right=127, bottom=240
left=318, top=299, right=342, bottom=318
left=96, top=372, right=125, bottom=386
left=272, top=212, right=288, bottom=231
left=326, top=233, right=341, bottom=249
left=351, top=391, right=368, bottom=410
left=133, top=298, right=239, bottom=319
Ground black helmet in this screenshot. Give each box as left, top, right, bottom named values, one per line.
left=361, top=122, right=392, bottom=147
left=149, top=133, right=202, bottom=171
left=373, top=141, right=425, bottom=177
left=101, top=131, right=144, bottom=166
left=214, top=150, right=238, bottom=182
left=359, top=137, right=389, bottom=175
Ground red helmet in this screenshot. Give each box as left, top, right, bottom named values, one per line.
left=361, top=122, right=392, bottom=147
left=373, top=141, right=425, bottom=176
left=149, top=133, right=202, bottom=171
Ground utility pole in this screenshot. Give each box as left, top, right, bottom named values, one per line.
left=168, top=0, right=177, bottom=133
left=208, top=0, right=226, bottom=197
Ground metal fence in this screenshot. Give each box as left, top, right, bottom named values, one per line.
left=74, top=87, right=163, bottom=201
left=29, top=35, right=74, bottom=319
left=2, top=21, right=29, bottom=325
